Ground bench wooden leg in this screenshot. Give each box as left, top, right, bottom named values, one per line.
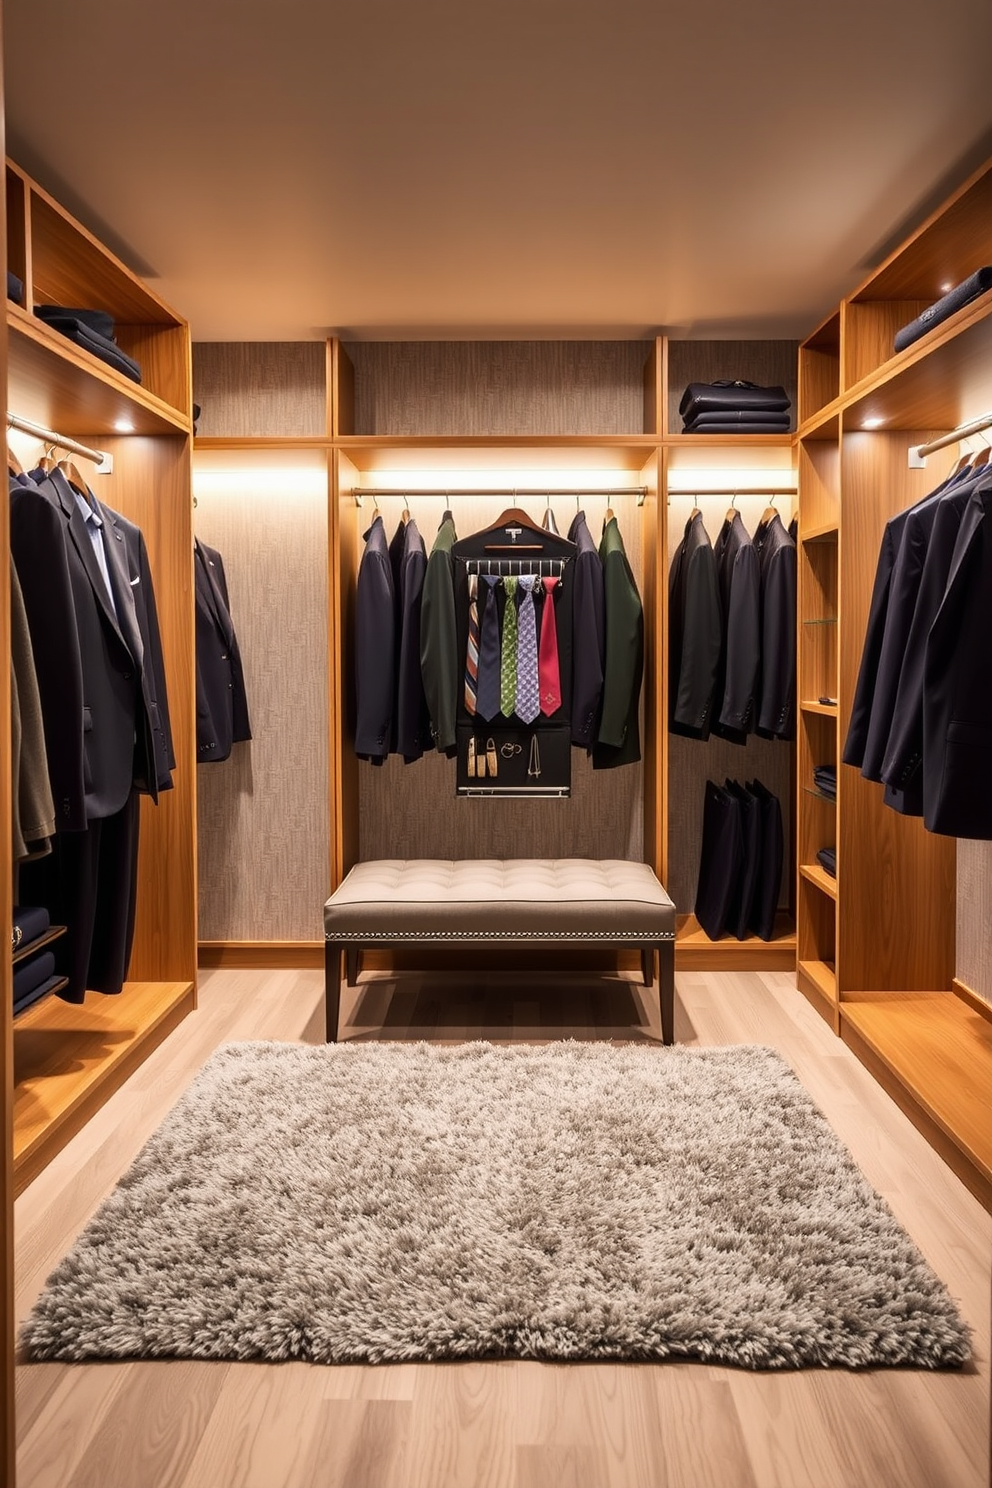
left=640, top=946, right=653, bottom=987
left=325, top=941, right=342, bottom=1042
left=345, top=947, right=360, bottom=987
left=657, top=940, right=675, bottom=1045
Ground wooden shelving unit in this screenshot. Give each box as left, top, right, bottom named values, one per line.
left=795, top=150, right=992, bottom=1205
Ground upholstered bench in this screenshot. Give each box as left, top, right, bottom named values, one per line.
left=323, top=858, right=677, bottom=1043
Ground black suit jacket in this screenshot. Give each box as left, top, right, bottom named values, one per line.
left=712, top=511, right=759, bottom=742
left=753, top=512, right=796, bottom=740
left=354, top=515, right=396, bottom=762
left=195, top=538, right=252, bottom=763
left=30, top=468, right=144, bottom=821
left=392, top=517, right=433, bottom=762
left=567, top=510, right=605, bottom=749
left=668, top=511, right=721, bottom=740
left=923, top=484, right=992, bottom=837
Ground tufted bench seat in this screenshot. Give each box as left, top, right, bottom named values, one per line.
left=323, top=858, right=676, bottom=1043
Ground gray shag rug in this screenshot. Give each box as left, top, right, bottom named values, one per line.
left=20, top=1040, right=971, bottom=1370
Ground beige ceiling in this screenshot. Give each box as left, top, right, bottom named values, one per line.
left=5, top=0, right=992, bottom=343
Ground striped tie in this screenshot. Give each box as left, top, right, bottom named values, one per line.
left=500, top=576, right=518, bottom=716
left=464, top=572, right=480, bottom=714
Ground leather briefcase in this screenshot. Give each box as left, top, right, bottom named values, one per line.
left=679, top=379, right=791, bottom=420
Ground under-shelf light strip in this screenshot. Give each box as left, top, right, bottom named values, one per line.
left=7, top=412, right=113, bottom=474
left=351, top=485, right=649, bottom=508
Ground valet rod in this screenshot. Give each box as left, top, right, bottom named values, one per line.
left=908, top=411, right=992, bottom=468
left=7, top=412, right=113, bottom=473
left=352, top=485, right=650, bottom=508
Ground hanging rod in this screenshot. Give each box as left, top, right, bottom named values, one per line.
left=666, top=485, right=797, bottom=497
left=908, top=412, right=992, bottom=468
left=352, top=485, right=649, bottom=508
left=6, top=413, right=113, bottom=474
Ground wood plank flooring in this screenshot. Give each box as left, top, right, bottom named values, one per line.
left=13, top=966, right=991, bottom=1488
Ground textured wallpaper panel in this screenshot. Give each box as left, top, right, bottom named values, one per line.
left=348, top=341, right=652, bottom=435
left=665, top=494, right=794, bottom=916
left=193, top=343, right=327, bottom=437
left=358, top=490, right=645, bottom=864
left=194, top=455, right=329, bottom=940
left=956, top=840, right=992, bottom=1005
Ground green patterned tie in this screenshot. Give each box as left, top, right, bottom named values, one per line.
left=500, top=576, right=518, bottom=716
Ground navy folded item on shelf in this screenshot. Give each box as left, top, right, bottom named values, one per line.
left=816, top=846, right=836, bottom=878
left=684, top=410, right=792, bottom=431
left=13, top=950, right=56, bottom=1005
left=813, top=765, right=836, bottom=799
left=34, top=308, right=142, bottom=383
left=12, top=903, right=50, bottom=953
left=35, top=304, right=118, bottom=340
left=893, top=267, right=992, bottom=353
left=682, top=422, right=794, bottom=435
left=7, top=269, right=23, bottom=304
left=679, top=380, right=792, bottom=420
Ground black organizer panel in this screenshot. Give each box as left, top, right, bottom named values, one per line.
left=456, top=724, right=571, bottom=797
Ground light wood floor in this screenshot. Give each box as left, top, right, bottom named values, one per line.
left=13, top=966, right=992, bottom=1488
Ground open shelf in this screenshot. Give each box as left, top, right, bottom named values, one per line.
left=800, top=700, right=837, bottom=716
left=841, top=992, right=992, bottom=1210
left=799, top=862, right=837, bottom=900
left=12, top=979, right=196, bottom=1195
left=676, top=912, right=795, bottom=970
left=797, top=957, right=837, bottom=1010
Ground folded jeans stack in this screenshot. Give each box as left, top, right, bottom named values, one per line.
left=679, top=380, right=792, bottom=434
left=34, top=304, right=142, bottom=384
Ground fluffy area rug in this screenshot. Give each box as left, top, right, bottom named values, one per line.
left=20, top=1041, right=971, bottom=1369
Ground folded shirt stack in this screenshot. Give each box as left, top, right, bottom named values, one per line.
left=816, top=846, right=836, bottom=878
left=813, top=765, right=836, bottom=800
left=34, top=303, right=142, bottom=384
left=679, top=380, right=792, bottom=434
left=894, top=267, right=992, bottom=354
left=12, top=905, right=59, bottom=1015
left=12, top=903, right=50, bottom=953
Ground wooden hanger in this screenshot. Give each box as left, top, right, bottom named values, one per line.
left=57, top=455, right=91, bottom=497
left=758, top=493, right=781, bottom=528
left=35, top=442, right=58, bottom=475
left=971, top=444, right=991, bottom=469
left=724, top=493, right=739, bottom=525
left=7, top=441, right=24, bottom=477
left=479, top=505, right=548, bottom=552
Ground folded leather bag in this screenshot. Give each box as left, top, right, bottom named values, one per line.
left=893, top=267, right=992, bottom=353
left=679, top=379, right=791, bottom=419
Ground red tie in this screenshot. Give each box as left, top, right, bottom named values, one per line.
left=539, top=577, right=562, bottom=715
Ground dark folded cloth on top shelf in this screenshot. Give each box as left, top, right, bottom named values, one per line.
left=816, top=847, right=836, bottom=878
left=13, top=950, right=56, bottom=1007
left=894, top=267, right=992, bottom=353
left=813, top=765, right=836, bottom=799
left=34, top=305, right=142, bottom=383
left=683, top=409, right=792, bottom=432
left=12, top=903, right=50, bottom=953
left=680, top=379, right=791, bottom=418
left=7, top=269, right=23, bottom=304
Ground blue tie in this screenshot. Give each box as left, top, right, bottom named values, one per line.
left=475, top=575, right=502, bottom=721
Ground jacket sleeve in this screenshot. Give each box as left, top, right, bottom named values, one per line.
left=672, top=543, right=721, bottom=737
left=756, top=543, right=796, bottom=738
left=570, top=547, right=606, bottom=748
left=354, top=548, right=396, bottom=760
left=719, top=541, right=760, bottom=734
left=597, top=548, right=643, bottom=751
left=419, top=545, right=459, bottom=753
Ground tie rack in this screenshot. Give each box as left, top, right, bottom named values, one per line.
left=462, top=557, right=567, bottom=578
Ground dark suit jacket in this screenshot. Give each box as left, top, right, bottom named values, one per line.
left=881, top=477, right=979, bottom=797
left=419, top=514, right=459, bottom=755
left=195, top=538, right=252, bottom=764
left=29, top=468, right=144, bottom=821
left=567, top=510, right=605, bottom=749
left=354, top=515, right=396, bottom=762
left=593, top=516, right=642, bottom=768
left=669, top=511, right=721, bottom=740
left=753, top=512, right=796, bottom=739
left=923, top=484, right=992, bottom=837
left=712, top=511, right=759, bottom=742
left=391, top=517, right=433, bottom=762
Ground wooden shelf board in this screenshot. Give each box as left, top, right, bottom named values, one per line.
left=799, top=699, right=837, bottom=717
left=841, top=992, right=992, bottom=1208
left=676, top=913, right=796, bottom=970
left=8, top=309, right=190, bottom=437
left=797, top=958, right=837, bottom=1003
left=198, top=940, right=324, bottom=970
left=800, top=519, right=839, bottom=542
left=195, top=435, right=333, bottom=451
left=664, top=432, right=795, bottom=448
left=12, top=979, right=195, bottom=1195
left=799, top=863, right=838, bottom=900
left=841, top=295, right=992, bottom=429
left=796, top=403, right=841, bottom=440
left=11, top=923, right=66, bottom=965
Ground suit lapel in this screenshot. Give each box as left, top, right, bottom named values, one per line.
left=46, top=468, right=130, bottom=649
left=96, top=496, right=144, bottom=668
left=195, top=540, right=235, bottom=645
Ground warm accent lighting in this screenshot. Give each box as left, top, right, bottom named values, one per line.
left=939, top=281, right=953, bottom=293
left=861, top=417, right=885, bottom=430
left=114, top=418, right=135, bottom=433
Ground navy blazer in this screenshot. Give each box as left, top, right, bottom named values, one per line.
left=195, top=538, right=252, bottom=763
left=390, top=517, right=433, bottom=762
left=753, top=512, right=796, bottom=740
left=354, top=516, right=396, bottom=762
left=567, top=510, right=605, bottom=749
left=669, top=511, right=721, bottom=740
left=712, top=511, right=759, bottom=743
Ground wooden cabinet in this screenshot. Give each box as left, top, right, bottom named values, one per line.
left=4, top=158, right=197, bottom=1200
left=796, top=154, right=992, bottom=1209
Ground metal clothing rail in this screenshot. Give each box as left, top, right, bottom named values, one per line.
left=908, top=411, right=992, bottom=467
left=6, top=412, right=113, bottom=473
left=352, top=485, right=649, bottom=508
left=666, top=485, right=797, bottom=497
